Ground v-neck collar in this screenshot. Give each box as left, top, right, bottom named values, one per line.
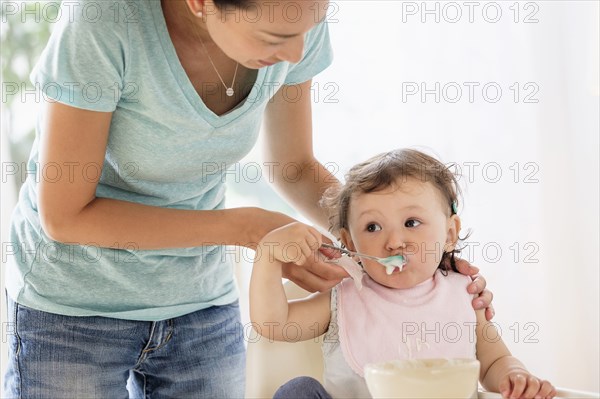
left=150, top=0, right=267, bottom=128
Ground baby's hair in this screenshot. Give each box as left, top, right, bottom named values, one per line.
left=320, top=148, right=465, bottom=273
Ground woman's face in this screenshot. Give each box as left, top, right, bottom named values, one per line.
left=200, top=0, right=329, bottom=69
left=341, top=178, right=461, bottom=289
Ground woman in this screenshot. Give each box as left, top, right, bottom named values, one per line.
left=3, top=0, right=493, bottom=397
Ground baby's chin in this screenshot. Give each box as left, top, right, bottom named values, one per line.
left=370, top=273, right=412, bottom=289
left=369, top=270, right=434, bottom=290
left=376, top=280, right=410, bottom=289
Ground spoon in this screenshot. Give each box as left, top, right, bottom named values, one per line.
left=321, top=244, right=406, bottom=275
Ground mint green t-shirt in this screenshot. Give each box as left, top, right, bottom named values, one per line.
left=6, top=0, right=333, bottom=321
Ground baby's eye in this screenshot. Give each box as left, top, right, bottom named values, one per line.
left=366, top=223, right=382, bottom=232
left=405, top=219, right=421, bottom=228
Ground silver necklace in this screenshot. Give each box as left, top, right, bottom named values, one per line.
left=198, top=36, right=239, bottom=97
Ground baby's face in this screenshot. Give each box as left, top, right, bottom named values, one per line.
left=341, top=178, right=460, bottom=289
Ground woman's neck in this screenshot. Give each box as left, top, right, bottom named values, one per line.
left=161, top=0, right=213, bottom=47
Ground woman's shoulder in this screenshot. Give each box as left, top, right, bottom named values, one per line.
left=51, top=0, right=161, bottom=44
left=45, top=0, right=135, bottom=52
left=55, top=0, right=139, bottom=28
left=282, top=18, right=333, bottom=85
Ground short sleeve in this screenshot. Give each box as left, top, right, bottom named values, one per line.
left=284, top=19, right=334, bottom=85
left=30, top=0, right=129, bottom=112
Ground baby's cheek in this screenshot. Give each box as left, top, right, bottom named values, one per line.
left=415, top=236, right=446, bottom=264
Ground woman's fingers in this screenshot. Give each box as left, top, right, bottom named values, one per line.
left=281, top=261, right=343, bottom=293
left=319, top=234, right=342, bottom=259
left=282, top=251, right=348, bottom=293
left=468, top=274, right=486, bottom=295
left=277, top=224, right=318, bottom=265
left=453, top=257, right=480, bottom=276
left=319, top=246, right=342, bottom=259
left=485, top=303, right=496, bottom=321
left=276, top=223, right=347, bottom=291
left=300, top=228, right=323, bottom=263
left=456, top=260, right=496, bottom=318
left=472, top=288, right=493, bottom=310
left=308, top=255, right=349, bottom=281
left=294, top=228, right=323, bottom=265
left=295, top=241, right=312, bottom=265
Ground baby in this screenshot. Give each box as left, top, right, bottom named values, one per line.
left=250, top=149, right=555, bottom=399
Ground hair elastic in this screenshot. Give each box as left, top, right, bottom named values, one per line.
left=451, top=201, right=458, bottom=215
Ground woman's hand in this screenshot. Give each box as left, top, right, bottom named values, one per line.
left=260, top=222, right=348, bottom=292
left=499, top=371, right=556, bottom=399
left=260, top=222, right=324, bottom=265
left=281, top=245, right=348, bottom=292
left=452, top=257, right=495, bottom=321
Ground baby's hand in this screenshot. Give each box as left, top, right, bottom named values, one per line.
left=260, top=222, right=323, bottom=266
left=499, top=371, right=556, bottom=399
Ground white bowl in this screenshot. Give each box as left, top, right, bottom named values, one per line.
left=364, top=358, right=480, bottom=399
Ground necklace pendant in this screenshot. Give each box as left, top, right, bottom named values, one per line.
left=226, top=87, right=234, bottom=97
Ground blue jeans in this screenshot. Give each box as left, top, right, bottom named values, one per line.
left=273, top=376, right=332, bottom=399
left=2, top=296, right=245, bottom=398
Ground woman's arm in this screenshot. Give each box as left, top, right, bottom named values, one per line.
left=262, top=80, right=349, bottom=290
left=37, top=101, right=295, bottom=250
left=263, top=79, right=339, bottom=232
left=249, top=223, right=332, bottom=342
left=475, top=310, right=555, bottom=398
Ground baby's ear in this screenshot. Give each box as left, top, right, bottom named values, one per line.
left=445, top=215, right=462, bottom=251
left=340, top=228, right=356, bottom=251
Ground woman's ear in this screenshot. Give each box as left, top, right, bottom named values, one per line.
left=340, top=228, right=356, bottom=251
left=185, top=0, right=206, bottom=17
left=445, top=215, right=462, bottom=251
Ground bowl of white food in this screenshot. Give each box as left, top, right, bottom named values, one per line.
left=364, top=358, right=480, bottom=399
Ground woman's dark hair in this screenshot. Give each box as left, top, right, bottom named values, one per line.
left=213, top=0, right=248, bottom=9
left=320, top=148, right=468, bottom=273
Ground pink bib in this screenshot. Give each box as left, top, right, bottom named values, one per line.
left=336, top=270, right=477, bottom=377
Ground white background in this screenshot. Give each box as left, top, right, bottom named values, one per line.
left=232, top=0, right=600, bottom=393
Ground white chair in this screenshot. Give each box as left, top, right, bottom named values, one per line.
left=245, top=281, right=599, bottom=399
left=245, top=281, right=325, bottom=398
left=478, top=390, right=599, bottom=399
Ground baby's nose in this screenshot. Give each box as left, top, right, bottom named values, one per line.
left=385, top=232, right=406, bottom=252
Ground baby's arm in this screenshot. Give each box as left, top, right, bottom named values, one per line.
left=249, top=222, right=332, bottom=342
left=476, top=310, right=556, bottom=399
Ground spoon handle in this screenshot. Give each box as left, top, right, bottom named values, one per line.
left=321, top=244, right=382, bottom=262
left=321, top=243, right=352, bottom=256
